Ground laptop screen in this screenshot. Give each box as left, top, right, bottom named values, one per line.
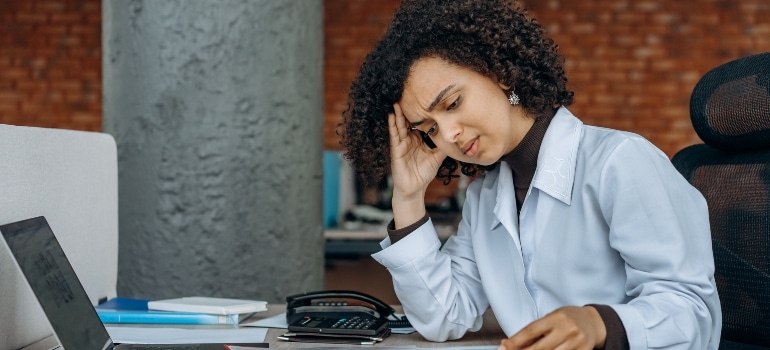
left=0, top=216, right=112, bottom=350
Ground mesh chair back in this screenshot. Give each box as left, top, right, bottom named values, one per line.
left=672, top=52, right=770, bottom=348
left=689, top=53, right=770, bottom=152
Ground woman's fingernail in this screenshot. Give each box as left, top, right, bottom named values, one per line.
left=498, top=346, right=506, bottom=350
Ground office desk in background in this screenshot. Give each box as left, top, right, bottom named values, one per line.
left=324, top=222, right=458, bottom=257
left=251, top=304, right=506, bottom=348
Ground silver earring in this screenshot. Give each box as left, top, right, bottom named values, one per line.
left=508, top=89, right=520, bottom=105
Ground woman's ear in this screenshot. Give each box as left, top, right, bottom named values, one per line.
left=497, top=82, right=511, bottom=91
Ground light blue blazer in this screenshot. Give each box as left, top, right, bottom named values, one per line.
left=372, top=107, right=721, bottom=349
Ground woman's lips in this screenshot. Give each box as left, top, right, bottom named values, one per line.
left=463, top=138, right=479, bottom=157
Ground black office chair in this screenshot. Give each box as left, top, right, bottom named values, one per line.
left=672, top=52, right=770, bottom=349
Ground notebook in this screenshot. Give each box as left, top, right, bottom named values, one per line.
left=0, top=216, right=266, bottom=350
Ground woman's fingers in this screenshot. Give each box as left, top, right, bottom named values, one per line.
left=388, top=104, right=410, bottom=152
left=499, top=322, right=544, bottom=350
left=392, top=103, right=409, bottom=140
left=388, top=112, right=399, bottom=148
left=499, top=307, right=602, bottom=350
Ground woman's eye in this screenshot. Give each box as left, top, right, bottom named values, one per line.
left=447, top=96, right=460, bottom=110
left=426, top=123, right=438, bottom=136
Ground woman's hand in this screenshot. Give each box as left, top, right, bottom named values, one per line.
left=388, top=103, right=446, bottom=227
left=498, top=306, right=606, bottom=350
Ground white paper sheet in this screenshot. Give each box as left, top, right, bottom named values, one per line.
left=390, top=327, right=417, bottom=335
left=105, top=326, right=267, bottom=344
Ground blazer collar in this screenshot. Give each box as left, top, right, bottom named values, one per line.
left=490, top=107, right=582, bottom=234
left=492, top=162, right=519, bottom=236
left=531, top=107, right=582, bottom=206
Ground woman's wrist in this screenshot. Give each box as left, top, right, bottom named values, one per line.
left=584, top=305, right=607, bottom=348
left=391, top=194, right=427, bottom=229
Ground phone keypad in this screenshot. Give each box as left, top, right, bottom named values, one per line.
left=331, top=316, right=378, bottom=330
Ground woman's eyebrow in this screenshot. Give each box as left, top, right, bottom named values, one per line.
left=427, top=84, right=456, bottom=112
left=408, top=120, right=426, bottom=129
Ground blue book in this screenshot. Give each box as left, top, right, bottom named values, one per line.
left=95, top=297, right=243, bottom=325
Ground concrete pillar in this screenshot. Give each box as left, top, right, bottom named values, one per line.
left=102, top=0, right=324, bottom=302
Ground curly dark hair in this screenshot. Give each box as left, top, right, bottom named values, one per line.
left=339, top=0, right=574, bottom=187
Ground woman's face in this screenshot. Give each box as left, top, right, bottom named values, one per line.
left=399, top=57, right=534, bottom=165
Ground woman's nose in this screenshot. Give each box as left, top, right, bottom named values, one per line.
left=439, top=121, right=462, bottom=144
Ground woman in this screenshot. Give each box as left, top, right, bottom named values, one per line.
left=339, top=0, right=721, bottom=349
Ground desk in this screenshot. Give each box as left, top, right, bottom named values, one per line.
left=251, top=304, right=506, bottom=348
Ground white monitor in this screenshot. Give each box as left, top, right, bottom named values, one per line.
left=0, top=124, right=118, bottom=350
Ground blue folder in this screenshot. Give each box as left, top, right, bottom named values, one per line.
left=95, top=297, right=241, bottom=325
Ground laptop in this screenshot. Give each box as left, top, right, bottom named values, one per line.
left=0, top=216, right=266, bottom=350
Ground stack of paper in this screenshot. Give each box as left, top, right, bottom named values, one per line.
left=148, top=296, right=268, bottom=315
left=96, top=297, right=267, bottom=325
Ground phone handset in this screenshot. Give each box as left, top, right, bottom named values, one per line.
left=287, top=290, right=394, bottom=316
left=419, top=130, right=437, bottom=149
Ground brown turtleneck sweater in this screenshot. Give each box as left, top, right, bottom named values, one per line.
left=386, top=109, right=629, bottom=350
left=499, top=109, right=553, bottom=213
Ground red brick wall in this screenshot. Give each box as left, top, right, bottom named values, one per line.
left=324, top=0, right=770, bottom=158
left=0, top=0, right=101, bottom=131
left=527, top=0, right=770, bottom=156
left=3, top=0, right=769, bottom=156
left=323, top=0, right=401, bottom=149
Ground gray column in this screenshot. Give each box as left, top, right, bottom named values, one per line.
left=102, top=0, right=324, bottom=302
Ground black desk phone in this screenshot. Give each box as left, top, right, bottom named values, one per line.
left=285, top=290, right=411, bottom=337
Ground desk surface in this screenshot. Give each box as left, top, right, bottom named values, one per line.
left=252, top=304, right=506, bottom=348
